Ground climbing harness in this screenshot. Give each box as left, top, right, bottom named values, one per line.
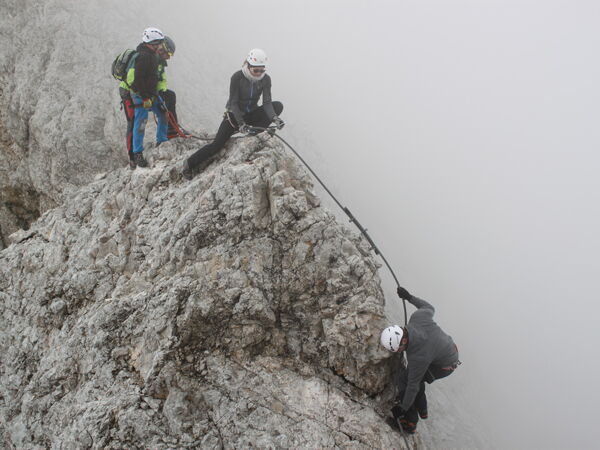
left=249, top=126, right=408, bottom=326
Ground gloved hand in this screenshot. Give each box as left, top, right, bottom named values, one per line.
left=396, top=286, right=411, bottom=300
left=142, top=98, right=153, bottom=109
left=239, top=123, right=250, bottom=134
left=391, top=404, right=406, bottom=420
left=272, top=115, right=285, bottom=130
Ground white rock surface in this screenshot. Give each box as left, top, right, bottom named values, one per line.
left=0, top=136, right=417, bottom=448
left=0, top=0, right=143, bottom=247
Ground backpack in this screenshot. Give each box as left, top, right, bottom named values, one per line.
left=111, top=49, right=138, bottom=83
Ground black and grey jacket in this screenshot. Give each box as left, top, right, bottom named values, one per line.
left=130, top=43, right=161, bottom=99
left=400, top=296, right=459, bottom=411
left=225, top=70, right=276, bottom=124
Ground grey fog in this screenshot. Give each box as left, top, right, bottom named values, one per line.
left=7, top=0, right=600, bottom=448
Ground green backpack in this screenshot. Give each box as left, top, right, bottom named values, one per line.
left=111, top=49, right=138, bottom=84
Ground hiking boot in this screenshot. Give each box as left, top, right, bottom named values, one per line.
left=133, top=152, right=148, bottom=168
left=181, top=159, right=193, bottom=180
left=128, top=159, right=136, bottom=170
left=399, top=419, right=417, bottom=435
left=385, top=416, right=401, bottom=432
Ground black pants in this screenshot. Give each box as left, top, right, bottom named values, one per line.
left=187, top=101, right=283, bottom=170
left=394, top=363, right=456, bottom=428
left=160, top=89, right=178, bottom=134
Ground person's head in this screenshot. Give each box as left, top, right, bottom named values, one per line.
left=380, top=325, right=408, bottom=353
left=244, top=48, right=267, bottom=80
left=158, top=35, right=175, bottom=60
left=142, top=27, right=165, bottom=53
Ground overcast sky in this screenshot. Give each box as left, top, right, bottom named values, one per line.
left=125, top=1, right=600, bottom=447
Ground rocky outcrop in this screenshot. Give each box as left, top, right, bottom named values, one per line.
left=0, top=136, right=415, bottom=449
left=0, top=0, right=135, bottom=246
left=0, top=3, right=414, bottom=446
left=0, top=2, right=492, bottom=448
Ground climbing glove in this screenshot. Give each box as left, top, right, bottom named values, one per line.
left=391, top=404, right=406, bottom=420
left=142, top=98, right=153, bottom=109
left=273, top=116, right=285, bottom=130
left=396, top=286, right=411, bottom=300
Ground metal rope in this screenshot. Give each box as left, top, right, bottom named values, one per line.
left=250, top=126, right=408, bottom=326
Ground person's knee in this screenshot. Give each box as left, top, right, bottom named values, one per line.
left=136, top=118, right=147, bottom=134
left=273, top=101, right=283, bottom=116
left=134, top=108, right=148, bottom=122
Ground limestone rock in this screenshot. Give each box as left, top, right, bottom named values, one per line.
left=0, top=0, right=145, bottom=246
left=0, top=136, right=410, bottom=449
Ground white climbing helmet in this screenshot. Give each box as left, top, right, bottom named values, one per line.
left=142, top=27, right=165, bottom=43
left=246, top=48, right=267, bottom=67
left=380, top=325, right=404, bottom=352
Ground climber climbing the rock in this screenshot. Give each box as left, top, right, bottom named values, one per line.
left=380, top=286, right=460, bottom=435
left=181, top=48, right=285, bottom=180
left=117, top=27, right=169, bottom=169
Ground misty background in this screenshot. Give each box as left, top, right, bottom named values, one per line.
left=115, top=1, right=599, bottom=448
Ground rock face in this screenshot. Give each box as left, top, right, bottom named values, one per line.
left=0, top=2, right=415, bottom=447
left=0, top=137, right=413, bottom=449
left=0, top=0, right=136, bottom=247
left=0, top=2, right=493, bottom=448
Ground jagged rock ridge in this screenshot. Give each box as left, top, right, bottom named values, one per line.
left=0, top=137, right=416, bottom=449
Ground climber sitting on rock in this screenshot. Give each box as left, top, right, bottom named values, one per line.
left=380, top=286, right=460, bottom=435
left=181, top=48, right=284, bottom=180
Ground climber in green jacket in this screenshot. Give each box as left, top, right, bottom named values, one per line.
left=119, top=27, right=169, bottom=169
